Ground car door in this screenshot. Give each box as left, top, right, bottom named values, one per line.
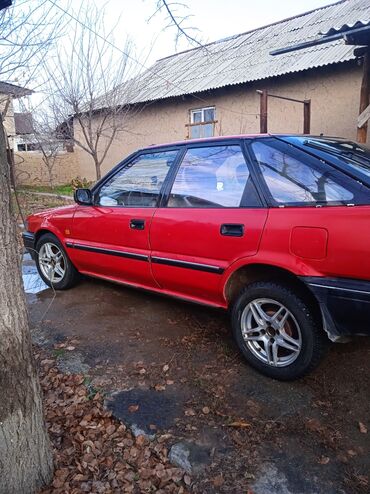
left=68, top=149, right=179, bottom=288
left=149, top=142, right=268, bottom=306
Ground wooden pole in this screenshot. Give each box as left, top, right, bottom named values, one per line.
left=303, top=99, right=311, bottom=134
left=260, top=89, right=268, bottom=133
left=357, top=51, right=370, bottom=143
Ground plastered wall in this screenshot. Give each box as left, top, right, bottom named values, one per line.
left=74, top=62, right=364, bottom=181
left=14, top=151, right=80, bottom=186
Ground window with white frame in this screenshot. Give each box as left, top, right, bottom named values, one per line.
left=189, top=107, right=216, bottom=139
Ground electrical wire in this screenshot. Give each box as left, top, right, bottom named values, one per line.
left=46, top=0, right=260, bottom=118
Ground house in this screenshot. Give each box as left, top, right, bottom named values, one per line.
left=72, top=0, right=370, bottom=180
left=13, top=112, right=37, bottom=151
left=0, top=81, right=33, bottom=153
left=13, top=112, right=71, bottom=153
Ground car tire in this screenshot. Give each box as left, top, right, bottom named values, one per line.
left=231, top=281, right=327, bottom=380
left=35, top=233, right=79, bottom=290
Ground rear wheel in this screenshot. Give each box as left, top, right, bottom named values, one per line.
left=35, top=233, right=79, bottom=290
left=231, top=281, right=327, bottom=380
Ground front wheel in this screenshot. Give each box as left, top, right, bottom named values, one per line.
left=35, top=233, right=79, bottom=290
left=231, top=281, right=327, bottom=380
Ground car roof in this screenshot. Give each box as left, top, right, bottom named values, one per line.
left=143, top=133, right=347, bottom=151
left=144, top=133, right=269, bottom=150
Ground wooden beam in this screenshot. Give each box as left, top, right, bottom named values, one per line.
left=303, top=100, right=311, bottom=134
left=357, top=51, right=370, bottom=143
left=357, top=103, right=370, bottom=128
left=259, top=89, right=268, bottom=133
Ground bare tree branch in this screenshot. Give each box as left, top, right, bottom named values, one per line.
left=41, top=3, right=145, bottom=181
left=152, top=0, right=206, bottom=50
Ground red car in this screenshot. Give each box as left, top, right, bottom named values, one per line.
left=23, top=135, right=370, bottom=380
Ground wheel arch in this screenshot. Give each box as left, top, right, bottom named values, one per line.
left=34, top=228, right=62, bottom=245
left=224, top=263, right=322, bottom=322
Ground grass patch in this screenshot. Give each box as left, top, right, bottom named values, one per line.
left=83, top=376, right=105, bottom=400
left=20, top=184, right=74, bottom=196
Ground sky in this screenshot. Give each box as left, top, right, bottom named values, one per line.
left=15, top=0, right=339, bottom=110
left=100, top=0, right=338, bottom=65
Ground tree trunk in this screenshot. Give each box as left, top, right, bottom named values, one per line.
left=0, top=120, right=53, bottom=493
left=94, top=155, right=101, bottom=181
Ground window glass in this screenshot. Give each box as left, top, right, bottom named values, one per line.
left=204, top=108, right=215, bottom=122
left=203, top=124, right=214, bottom=138
left=252, top=141, right=354, bottom=205
left=98, top=151, right=178, bottom=207
left=189, top=107, right=216, bottom=139
left=192, top=111, right=202, bottom=124
left=190, top=125, right=201, bottom=139
left=168, top=145, right=253, bottom=208
left=303, top=138, right=370, bottom=179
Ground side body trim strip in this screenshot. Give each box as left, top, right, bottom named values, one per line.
left=151, top=256, right=224, bottom=274
left=65, top=242, right=224, bottom=274
left=66, top=242, right=149, bottom=262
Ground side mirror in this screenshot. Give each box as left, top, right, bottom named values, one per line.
left=74, top=188, right=93, bottom=206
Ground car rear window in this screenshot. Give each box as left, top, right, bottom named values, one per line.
left=281, top=136, right=370, bottom=185
left=251, top=139, right=370, bottom=206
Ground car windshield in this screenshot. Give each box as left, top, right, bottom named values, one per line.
left=285, top=137, right=370, bottom=182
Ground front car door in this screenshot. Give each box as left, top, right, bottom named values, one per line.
left=67, top=149, right=179, bottom=288
left=149, top=141, right=268, bottom=306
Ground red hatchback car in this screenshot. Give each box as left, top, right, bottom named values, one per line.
left=23, top=135, right=370, bottom=380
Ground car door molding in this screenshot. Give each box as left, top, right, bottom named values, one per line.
left=65, top=242, right=149, bottom=262
left=66, top=241, right=223, bottom=273
left=151, top=255, right=224, bottom=274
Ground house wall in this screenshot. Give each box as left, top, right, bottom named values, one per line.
left=0, top=93, right=16, bottom=149
left=14, top=151, right=80, bottom=186
left=75, top=62, right=363, bottom=181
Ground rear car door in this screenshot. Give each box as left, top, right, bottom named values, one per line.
left=149, top=142, right=268, bottom=306
left=68, top=149, right=179, bottom=288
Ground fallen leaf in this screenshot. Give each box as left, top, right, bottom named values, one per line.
left=184, top=474, right=191, bottom=485
left=185, top=409, right=196, bottom=416
left=128, top=404, right=139, bottom=413
left=318, top=456, right=330, bottom=464
left=359, top=422, right=367, bottom=434
left=154, top=384, right=166, bottom=391
left=229, top=421, right=251, bottom=428
left=162, top=364, right=169, bottom=373
left=66, top=346, right=75, bottom=351
left=212, top=474, right=224, bottom=487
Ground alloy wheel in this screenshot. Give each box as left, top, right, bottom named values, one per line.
left=240, top=298, right=302, bottom=367
left=38, top=242, right=66, bottom=284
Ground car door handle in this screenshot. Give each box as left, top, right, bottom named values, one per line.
left=220, top=223, right=244, bottom=237
left=130, top=219, right=145, bottom=230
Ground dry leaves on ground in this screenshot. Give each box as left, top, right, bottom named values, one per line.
left=35, top=348, right=190, bottom=494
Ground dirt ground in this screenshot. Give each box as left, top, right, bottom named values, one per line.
left=20, top=195, right=369, bottom=494
left=26, top=273, right=370, bottom=494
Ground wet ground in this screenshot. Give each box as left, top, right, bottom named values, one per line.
left=25, top=258, right=370, bottom=494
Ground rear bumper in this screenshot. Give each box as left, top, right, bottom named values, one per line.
left=22, top=231, right=36, bottom=259
left=300, top=277, right=370, bottom=340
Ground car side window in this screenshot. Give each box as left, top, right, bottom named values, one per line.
left=251, top=141, right=355, bottom=205
left=98, top=151, right=178, bottom=207
left=167, top=145, right=259, bottom=208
